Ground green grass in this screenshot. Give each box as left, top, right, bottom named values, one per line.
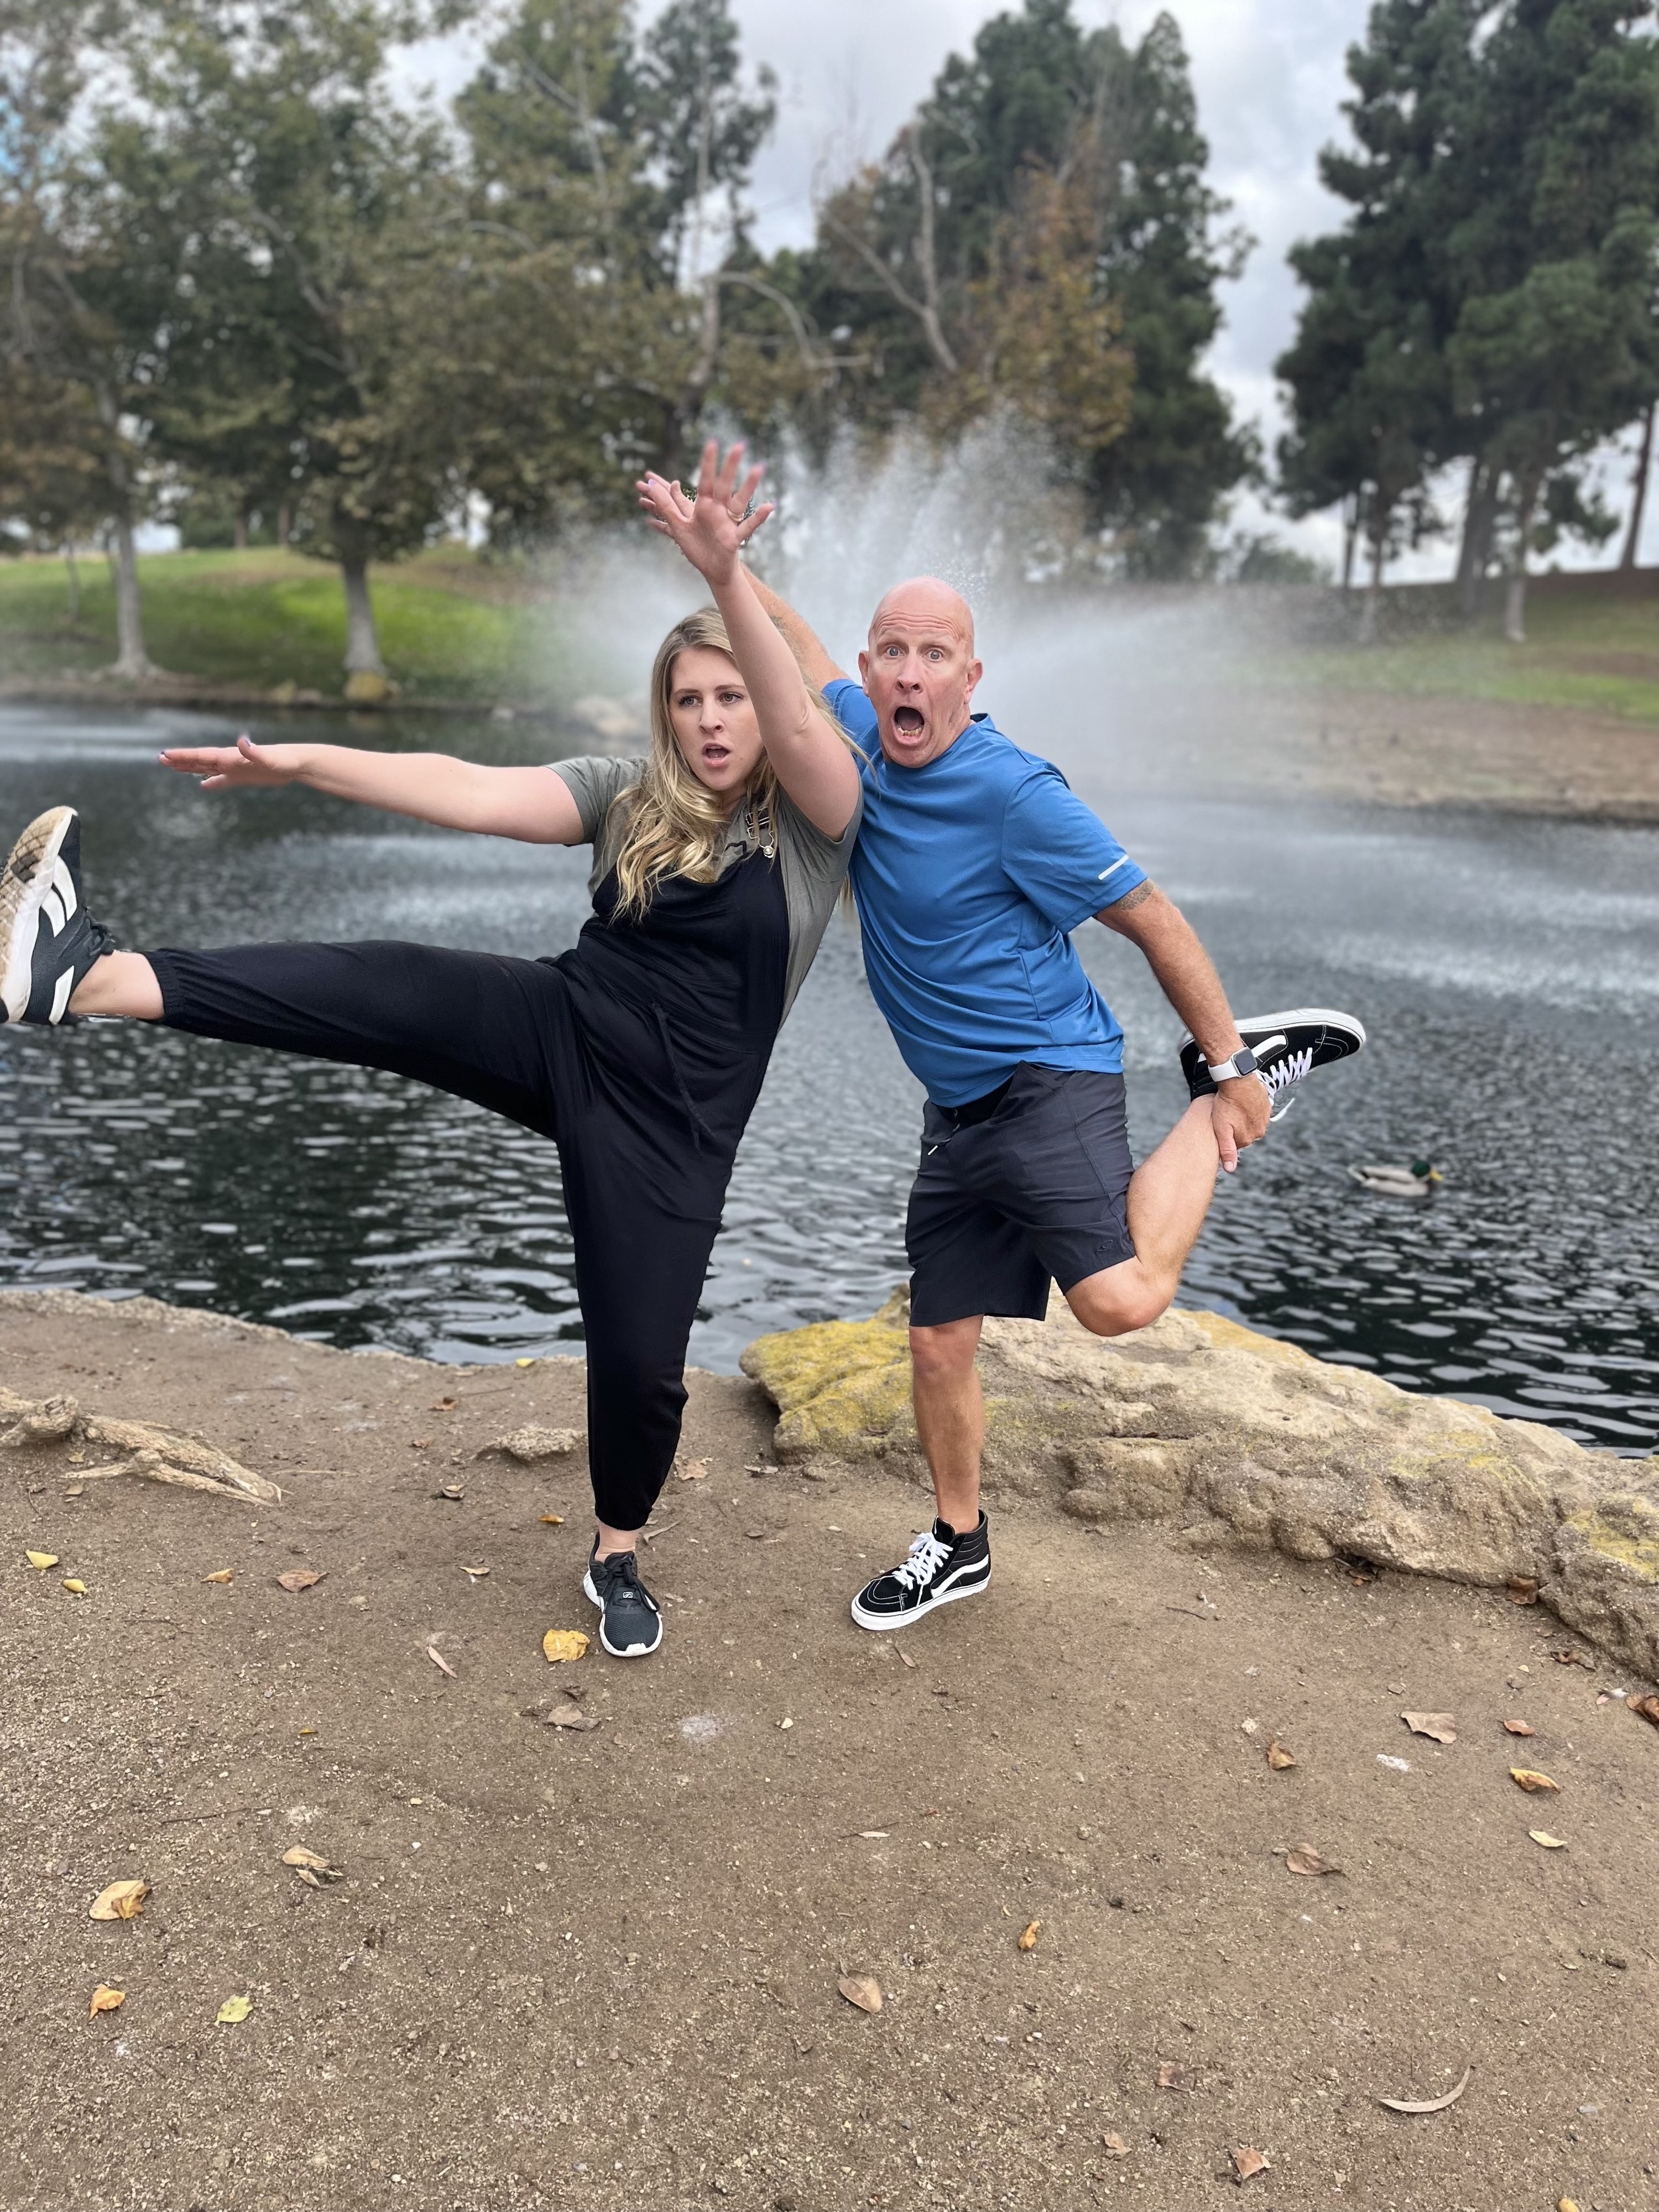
left=1275, top=574, right=1659, bottom=725
left=0, top=546, right=555, bottom=702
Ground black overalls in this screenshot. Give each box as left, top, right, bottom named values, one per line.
left=148, top=844, right=790, bottom=1530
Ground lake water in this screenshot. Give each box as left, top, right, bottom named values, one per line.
left=1, top=699, right=1656, bottom=1455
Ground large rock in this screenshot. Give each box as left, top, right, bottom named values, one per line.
left=740, top=1293, right=1659, bottom=1684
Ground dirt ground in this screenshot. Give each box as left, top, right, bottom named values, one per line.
left=4, top=1291, right=1658, bottom=2212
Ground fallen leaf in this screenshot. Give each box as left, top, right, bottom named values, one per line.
left=1530, top=1829, right=1568, bottom=1849
left=837, top=1974, right=883, bottom=2015
left=541, top=1628, right=590, bottom=1664
left=204, top=1568, right=233, bottom=1585
left=1378, top=2064, right=1471, bottom=2115
left=1285, top=1846, right=1341, bottom=1877
left=25, top=1551, right=58, bottom=1570
left=88, top=1879, right=149, bottom=1922
left=855, top=1830, right=888, bottom=1840
left=1503, top=1719, right=1535, bottom=1737
left=1561, top=2198, right=1584, bottom=2210
left=896, top=1648, right=917, bottom=1671
left=280, top=1845, right=343, bottom=1879
left=514, top=1357, right=535, bottom=1367
left=430, top=1397, right=457, bottom=1412
left=1156, top=2062, right=1193, bottom=2091
left=675, top=1457, right=708, bottom=1482
left=462, top=1564, right=489, bottom=1578
left=545, top=1700, right=601, bottom=1732
left=1401, top=1711, right=1455, bottom=1744
left=1017, top=1920, right=1041, bottom=1952
left=1266, top=1738, right=1297, bottom=1770
left=1629, top=1694, right=1659, bottom=1729
left=1101, top=2131, right=1130, bottom=2157
left=215, top=1994, right=252, bottom=2026
left=426, top=1645, right=456, bottom=1678
left=539, top=1514, right=565, bottom=1526
left=275, top=1568, right=323, bottom=1593
left=61, top=1578, right=86, bottom=1595
left=1229, top=2146, right=1271, bottom=2182
left=295, top=1866, right=322, bottom=1888
left=1506, top=1576, right=1539, bottom=1605
left=438, top=1485, right=465, bottom=1501
left=88, top=1984, right=125, bottom=2018
left=1551, top=1647, right=1595, bottom=1671
left=1510, top=1767, right=1561, bottom=1793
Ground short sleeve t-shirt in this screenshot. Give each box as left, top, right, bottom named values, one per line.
left=822, top=683, right=1145, bottom=1106
left=548, top=757, right=859, bottom=1020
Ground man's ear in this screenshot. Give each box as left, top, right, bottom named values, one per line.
left=857, top=646, right=871, bottom=687
left=964, top=656, right=983, bottom=703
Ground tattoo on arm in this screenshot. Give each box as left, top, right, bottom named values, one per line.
left=1109, top=879, right=1156, bottom=914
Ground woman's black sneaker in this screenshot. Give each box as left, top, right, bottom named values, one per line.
left=850, top=1513, right=991, bottom=1631
left=1, top=807, right=116, bottom=1026
left=582, top=1544, right=664, bottom=1659
left=1181, top=1008, right=1366, bottom=1115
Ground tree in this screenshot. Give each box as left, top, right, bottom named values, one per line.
left=0, top=362, right=110, bottom=617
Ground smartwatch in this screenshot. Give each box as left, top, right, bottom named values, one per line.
left=1206, top=1046, right=1260, bottom=1083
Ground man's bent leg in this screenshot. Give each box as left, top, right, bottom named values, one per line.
left=1066, top=1097, right=1219, bottom=1337
left=910, top=1315, right=985, bottom=1535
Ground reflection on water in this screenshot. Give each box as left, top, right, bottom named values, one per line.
left=1, top=701, right=1655, bottom=1454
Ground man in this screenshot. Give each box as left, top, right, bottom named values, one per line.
left=750, top=572, right=1364, bottom=1630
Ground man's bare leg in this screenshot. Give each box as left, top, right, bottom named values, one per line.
left=1068, top=1095, right=1220, bottom=1337
left=910, top=1315, right=984, bottom=1536
left=69, top=952, right=163, bottom=1020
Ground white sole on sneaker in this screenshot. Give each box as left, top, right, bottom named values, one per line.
left=0, top=807, right=77, bottom=1023
left=849, top=1563, right=990, bottom=1632
left=582, top=1567, right=663, bottom=1659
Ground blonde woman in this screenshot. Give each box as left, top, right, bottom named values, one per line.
left=0, top=444, right=861, bottom=1660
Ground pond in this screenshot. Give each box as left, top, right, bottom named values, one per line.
left=1, top=698, right=1655, bottom=1454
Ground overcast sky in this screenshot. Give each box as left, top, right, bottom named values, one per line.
left=403, top=0, right=1654, bottom=573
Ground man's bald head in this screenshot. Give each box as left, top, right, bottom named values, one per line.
left=859, top=576, right=984, bottom=770
left=869, top=576, right=975, bottom=656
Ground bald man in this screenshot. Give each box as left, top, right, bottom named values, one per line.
left=750, top=574, right=1364, bottom=1632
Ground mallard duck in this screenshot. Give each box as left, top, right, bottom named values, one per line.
left=1349, top=1159, right=1443, bottom=1196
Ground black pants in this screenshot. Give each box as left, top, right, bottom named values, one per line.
left=149, top=939, right=740, bottom=1531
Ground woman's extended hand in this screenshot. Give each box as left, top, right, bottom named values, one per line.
left=637, top=439, right=774, bottom=583
left=158, top=734, right=310, bottom=790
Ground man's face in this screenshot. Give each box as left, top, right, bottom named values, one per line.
left=858, top=582, right=982, bottom=769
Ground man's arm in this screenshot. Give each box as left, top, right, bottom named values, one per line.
left=1098, top=880, right=1270, bottom=1167
left=746, top=574, right=848, bottom=693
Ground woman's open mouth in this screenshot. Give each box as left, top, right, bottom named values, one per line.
left=701, top=744, right=732, bottom=766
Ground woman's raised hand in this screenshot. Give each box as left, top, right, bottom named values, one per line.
left=636, top=439, right=774, bottom=583
left=158, top=734, right=309, bottom=790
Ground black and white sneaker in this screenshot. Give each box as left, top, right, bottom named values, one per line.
left=1, top=808, right=116, bottom=1026
left=1181, top=1008, right=1366, bottom=1119
left=582, top=1543, right=664, bottom=1660
left=850, top=1513, right=991, bottom=1632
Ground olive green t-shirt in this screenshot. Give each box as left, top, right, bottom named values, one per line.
left=547, top=757, right=860, bottom=1021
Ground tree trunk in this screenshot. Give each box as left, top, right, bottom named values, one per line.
left=1455, top=458, right=1496, bottom=620
left=276, top=500, right=292, bottom=547
left=1340, top=494, right=1357, bottom=592
left=63, top=543, right=81, bottom=627
left=1357, top=504, right=1387, bottom=644
left=1504, top=467, right=1543, bottom=645
left=233, top=508, right=249, bottom=552
left=1619, top=400, right=1655, bottom=571
left=91, top=375, right=154, bottom=680
left=340, top=552, right=385, bottom=676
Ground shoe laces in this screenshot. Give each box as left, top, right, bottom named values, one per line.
left=597, top=1550, right=653, bottom=1603
left=1261, top=1045, right=1312, bottom=1122
left=891, top=1528, right=952, bottom=1591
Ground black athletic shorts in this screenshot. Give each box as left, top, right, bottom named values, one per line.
left=906, top=1063, right=1137, bottom=1328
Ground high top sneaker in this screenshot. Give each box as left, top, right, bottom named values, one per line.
left=851, top=1512, right=991, bottom=1631
left=1181, top=1008, right=1366, bottom=1121
left=1, top=808, right=117, bottom=1026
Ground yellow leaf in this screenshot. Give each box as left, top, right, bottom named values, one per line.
left=215, top=1994, right=252, bottom=2026
left=514, top=1357, right=535, bottom=1368
left=88, top=1984, right=125, bottom=2018
left=1510, top=1767, right=1561, bottom=1793
left=88, top=1879, right=149, bottom=1922
left=26, top=1551, right=58, bottom=1571
left=542, top=1628, right=590, bottom=1664
left=539, top=1514, right=565, bottom=1526
left=62, top=1578, right=87, bottom=1595
left=1017, top=1920, right=1041, bottom=1952
left=204, top=1569, right=233, bottom=1584
left=1266, top=1738, right=1297, bottom=1770
left=1530, top=1829, right=1568, bottom=1849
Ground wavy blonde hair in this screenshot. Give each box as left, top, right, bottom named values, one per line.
left=609, top=605, right=846, bottom=919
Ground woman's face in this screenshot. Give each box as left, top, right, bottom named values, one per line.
left=666, top=646, right=765, bottom=802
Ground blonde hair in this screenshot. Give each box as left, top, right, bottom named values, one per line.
left=609, top=604, right=846, bottom=919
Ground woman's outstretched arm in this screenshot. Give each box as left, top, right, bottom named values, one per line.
left=157, top=737, right=585, bottom=845
left=637, top=442, right=862, bottom=839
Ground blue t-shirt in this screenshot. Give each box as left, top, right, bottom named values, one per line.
left=826, top=681, right=1146, bottom=1107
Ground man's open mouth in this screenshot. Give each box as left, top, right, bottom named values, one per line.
left=893, top=707, right=926, bottom=737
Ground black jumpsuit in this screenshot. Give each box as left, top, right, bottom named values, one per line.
left=147, top=844, right=790, bottom=1531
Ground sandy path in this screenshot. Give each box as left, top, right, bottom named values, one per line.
left=3, top=1293, right=1657, bottom=2210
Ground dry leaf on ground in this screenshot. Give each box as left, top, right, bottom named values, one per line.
left=1101, top=2132, right=1130, bottom=2157
left=545, top=1699, right=601, bottom=1731
left=204, top=1569, right=233, bottom=1584
left=62, top=1578, right=86, bottom=1594
left=1378, top=2064, right=1471, bottom=2115
left=837, top=1974, right=883, bottom=2015
left=1503, top=1719, right=1535, bottom=1736
left=280, top=1846, right=343, bottom=1881
left=1229, top=2146, right=1271, bottom=2182
left=215, top=1995, right=252, bottom=2026
left=541, top=1628, right=590, bottom=1664
left=1552, top=1647, right=1595, bottom=1671
left=1506, top=1577, right=1539, bottom=1605
left=1266, top=1738, right=1297, bottom=1770
left=88, top=1879, right=149, bottom=1922
left=1156, top=2062, right=1193, bottom=2091
left=439, top=1485, right=465, bottom=1501
left=539, top=1514, right=565, bottom=1526
left=426, top=1646, right=456, bottom=1678
left=896, top=1648, right=917, bottom=1671
left=675, top=1457, right=708, bottom=1482
left=275, top=1568, right=323, bottom=1593
left=1510, top=1767, right=1561, bottom=1793
left=25, top=1551, right=58, bottom=1570
left=1560, top=2197, right=1584, bottom=2210
left=1401, top=1712, right=1455, bottom=1744
left=88, top=1984, right=125, bottom=2018
left=1017, top=1921, right=1041, bottom=1952
left=1285, top=1846, right=1341, bottom=1877
left=1629, top=1694, right=1659, bottom=1729
left=430, top=1397, right=457, bottom=1412
left=1530, top=1829, right=1568, bottom=1848
left=462, top=1564, right=489, bottom=1579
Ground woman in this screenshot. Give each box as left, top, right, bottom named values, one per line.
left=0, top=444, right=863, bottom=1660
